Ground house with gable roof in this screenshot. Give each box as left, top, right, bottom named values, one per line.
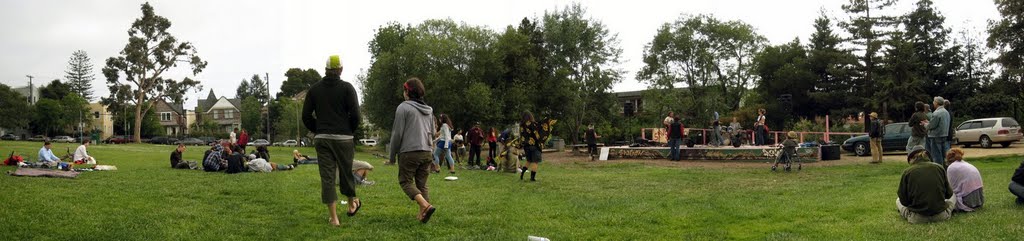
left=154, top=99, right=189, bottom=137
left=195, top=89, right=242, bottom=133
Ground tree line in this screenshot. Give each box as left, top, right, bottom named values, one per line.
left=358, top=0, right=1024, bottom=144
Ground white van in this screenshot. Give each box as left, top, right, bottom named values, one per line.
left=359, top=139, right=378, bottom=146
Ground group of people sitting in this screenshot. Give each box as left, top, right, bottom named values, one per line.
left=897, top=146, right=986, bottom=224
left=170, top=142, right=375, bottom=185
left=14, top=140, right=99, bottom=170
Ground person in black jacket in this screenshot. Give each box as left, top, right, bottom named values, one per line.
left=868, top=112, right=883, bottom=164
left=302, top=55, right=362, bottom=227
left=1010, top=160, right=1024, bottom=204
left=585, top=123, right=599, bottom=160
left=668, top=117, right=683, bottom=161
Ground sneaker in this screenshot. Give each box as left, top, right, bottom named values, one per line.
left=361, top=180, right=376, bottom=186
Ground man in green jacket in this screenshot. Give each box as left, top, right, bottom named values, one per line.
left=897, top=145, right=955, bottom=224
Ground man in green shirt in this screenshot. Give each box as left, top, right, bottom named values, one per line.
left=897, top=145, right=955, bottom=224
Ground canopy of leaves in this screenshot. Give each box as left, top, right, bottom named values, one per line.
left=101, top=2, right=205, bottom=142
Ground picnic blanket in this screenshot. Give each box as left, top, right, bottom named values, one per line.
left=8, top=168, right=80, bottom=179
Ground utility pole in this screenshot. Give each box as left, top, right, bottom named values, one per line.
left=25, top=75, right=34, bottom=104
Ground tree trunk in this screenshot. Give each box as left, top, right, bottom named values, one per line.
left=134, top=95, right=144, bottom=143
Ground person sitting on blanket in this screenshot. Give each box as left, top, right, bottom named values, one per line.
left=246, top=154, right=296, bottom=173
left=38, top=141, right=61, bottom=167
left=73, top=139, right=96, bottom=165
left=170, top=144, right=198, bottom=169
left=353, top=160, right=375, bottom=185
left=293, top=150, right=317, bottom=165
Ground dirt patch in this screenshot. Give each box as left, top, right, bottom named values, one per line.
left=544, top=143, right=1024, bottom=169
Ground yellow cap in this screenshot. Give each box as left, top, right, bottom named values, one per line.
left=326, top=55, right=343, bottom=69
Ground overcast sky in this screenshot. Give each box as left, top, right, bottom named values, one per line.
left=0, top=0, right=999, bottom=109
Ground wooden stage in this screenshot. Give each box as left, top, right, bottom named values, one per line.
left=597, top=145, right=821, bottom=162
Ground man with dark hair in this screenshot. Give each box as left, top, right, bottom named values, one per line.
left=907, top=102, right=929, bottom=152
left=73, top=139, right=96, bottom=164
left=38, top=141, right=60, bottom=166
left=303, top=55, right=362, bottom=227
left=467, top=122, right=484, bottom=169
left=238, top=129, right=249, bottom=153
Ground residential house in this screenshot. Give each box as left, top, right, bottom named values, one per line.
left=87, top=103, right=114, bottom=140
left=196, top=90, right=242, bottom=133
left=155, top=99, right=189, bottom=137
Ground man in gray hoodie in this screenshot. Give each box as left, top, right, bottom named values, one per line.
left=389, top=77, right=438, bottom=223
left=925, top=96, right=951, bottom=166
left=302, top=55, right=362, bottom=227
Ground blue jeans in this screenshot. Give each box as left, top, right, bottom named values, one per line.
left=926, top=137, right=949, bottom=166
left=668, top=138, right=681, bottom=160
left=713, top=126, right=723, bottom=146
left=434, top=141, right=455, bottom=168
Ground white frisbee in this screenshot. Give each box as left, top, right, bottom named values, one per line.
left=444, top=176, right=459, bottom=181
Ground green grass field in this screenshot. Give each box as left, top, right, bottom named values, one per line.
left=2, top=141, right=1024, bottom=240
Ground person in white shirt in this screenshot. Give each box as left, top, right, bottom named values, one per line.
left=38, top=141, right=61, bottom=166
left=73, top=139, right=96, bottom=164
left=230, top=128, right=238, bottom=144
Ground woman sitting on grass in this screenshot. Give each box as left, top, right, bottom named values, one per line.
left=293, top=150, right=318, bottom=165
left=945, top=148, right=984, bottom=212
left=73, top=139, right=96, bottom=165
left=1011, top=158, right=1024, bottom=204
left=897, top=145, right=955, bottom=224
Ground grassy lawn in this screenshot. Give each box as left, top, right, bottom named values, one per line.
left=2, top=140, right=1024, bottom=240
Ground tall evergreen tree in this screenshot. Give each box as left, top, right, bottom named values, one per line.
left=875, top=31, right=929, bottom=120
left=236, top=74, right=269, bottom=104
left=841, top=0, right=901, bottom=103
left=903, top=0, right=956, bottom=100
left=807, top=12, right=862, bottom=118
left=988, top=0, right=1024, bottom=98
left=65, top=50, right=95, bottom=101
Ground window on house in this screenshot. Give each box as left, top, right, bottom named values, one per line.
left=160, top=112, right=172, bottom=121
left=214, top=111, right=220, bottom=119
left=225, top=110, right=234, bottom=118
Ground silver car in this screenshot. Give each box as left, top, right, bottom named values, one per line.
left=954, top=117, right=1023, bottom=148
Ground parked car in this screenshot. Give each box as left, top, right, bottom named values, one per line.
left=148, top=136, right=179, bottom=145
left=281, top=140, right=298, bottom=147
left=251, top=139, right=271, bottom=146
left=176, top=138, right=206, bottom=146
left=954, top=117, right=1023, bottom=148
left=1, top=134, right=20, bottom=140
left=28, top=135, right=49, bottom=142
left=842, top=122, right=910, bottom=156
left=359, top=139, right=378, bottom=147
left=104, top=135, right=133, bottom=144
left=52, top=136, right=76, bottom=143
left=196, top=137, right=218, bottom=145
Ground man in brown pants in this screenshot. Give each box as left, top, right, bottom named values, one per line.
left=302, top=55, right=362, bottom=227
